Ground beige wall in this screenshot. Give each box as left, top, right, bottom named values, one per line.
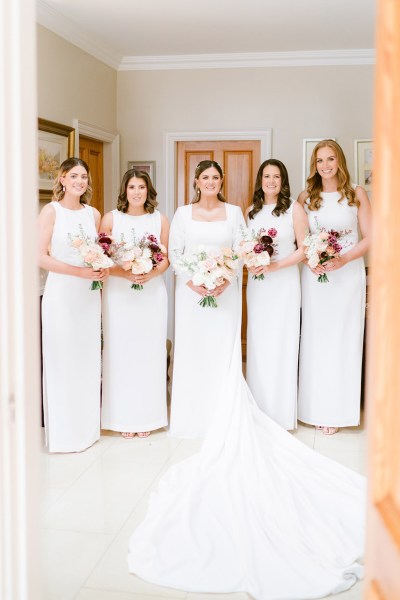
left=37, top=24, right=117, bottom=135
left=117, top=66, right=373, bottom=213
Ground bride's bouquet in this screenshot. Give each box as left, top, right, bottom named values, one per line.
left=69, top=226, right=114, bottom=289
left=303, top=219, right=351, bottom=283
left=174, top=247, right=239, bottom=308
left=111, top=231, right=167, bottom=290
left=239, top=225, right=278, bottom=280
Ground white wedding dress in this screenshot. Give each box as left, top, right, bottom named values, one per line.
left=246, top=200, right=300, bottom=430
left=128, top=204, right=365, bottom=600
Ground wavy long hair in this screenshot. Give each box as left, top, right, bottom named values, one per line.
left=192, top=160, right=226, bottom=203
left=52, top=157, right=92, bottom=204
left=248, top=159, right=291, bottom=220
left=306, top=139, right=358, bottom=211
left=116, top=169, right=158, bottom=213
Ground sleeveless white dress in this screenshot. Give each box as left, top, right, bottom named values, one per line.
left=42, top=201, right=101, bottom=453
left=127, top=202, right=365, bottom=600
left=246, top=201, right=300, bottom=430
left=101, top=210, right=168, bottom=433
left=168, top=203, right=245, bottom=439
left=298, top=191, right=366, bottom=427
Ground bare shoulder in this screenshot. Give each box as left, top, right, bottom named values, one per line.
left=297, top=190, right=308, bottom=205
left=244, top=205, right=252, bottom=218
left=354, top=185, right=370, bottom=206
left=38, top=201, right=56, bottom=225
left=292, top=200, right=306, bottom=216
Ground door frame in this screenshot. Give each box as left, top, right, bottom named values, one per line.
left=163, top=130, right=272, bottom=341
left=73, top=119, right=120, bottom=213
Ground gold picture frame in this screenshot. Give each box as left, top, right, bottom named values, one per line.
left=354, top=139, right=373, bottom=194
left=38, top=118, right=75, bottom=202
left=127, top=160, right=156, bottom=187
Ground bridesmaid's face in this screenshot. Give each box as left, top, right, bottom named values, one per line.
left=261, top=165, right=282, bottom=199
left=60, top=166, right=88, bottom=197
left=315, top=146, right=339, bottom=181
left=126, top=177, right=147, bottom=209
left=195, top=167, right=222, bottom=198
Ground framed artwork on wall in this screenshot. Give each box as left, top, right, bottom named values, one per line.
left=354, top=139, right=373, bottom=194
left=302, top=138, right=336, bottom=189
left=38, top=118, right=75, bottom=202
left=127, top=160, right=156, bottom=186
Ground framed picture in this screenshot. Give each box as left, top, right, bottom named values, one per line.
left=127, top=161, right=156, bottom=186
left=38, top=118, right=75, bottom=202
left=302, top=138, right=336, bottom=189
left=354, top=139, right=373, bottom=193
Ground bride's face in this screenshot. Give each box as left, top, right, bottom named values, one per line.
left=195, top=167, right=223, bottom=198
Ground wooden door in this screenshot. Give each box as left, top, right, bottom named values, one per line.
left=365, top=1, right=400, bottom=598
left=79, top=136, right=104, bottom=215
left=176, top=140, right=261, bottom=360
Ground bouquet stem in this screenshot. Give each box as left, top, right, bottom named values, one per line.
left=252, top=273, right=265, bottom=280
left=91, top=280, right=103, bottom=290
left=317, top=273, right=330, bottom=283
left=198, top=295, right=218, bottom=308
left=131, top=283, right=144, bottom=290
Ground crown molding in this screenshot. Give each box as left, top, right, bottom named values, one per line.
left=119, top=49, right=375, bottom=71
left=37, top=0, right=121, bottom=70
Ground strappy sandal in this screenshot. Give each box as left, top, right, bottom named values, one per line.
left=322, top=427, right=339, bottom=436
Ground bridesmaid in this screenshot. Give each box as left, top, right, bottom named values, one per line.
left=38, top=157, right=106, bottom=453
left=101, top=169, right=169, bottom=438
left=169, top=160, right=245, bottom=438
left=245, top=159, right=308, bottom=430
left=298, top=140, right=371, bottom=435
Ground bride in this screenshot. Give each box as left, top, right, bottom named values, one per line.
left=127, top=160, right=365, bottom=600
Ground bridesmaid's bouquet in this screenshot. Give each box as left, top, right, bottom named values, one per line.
left=69, top=226, right=114, bottom=290
left=111, top=231, right=167, bottom=290
left=239, top=225, right=278, bottom=280
left=174, top=247, right=239, bottom=308
left=303, top=220, right=351, bottom=283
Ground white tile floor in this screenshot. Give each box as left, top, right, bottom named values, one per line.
left=40, top=419, right=366, bottom=600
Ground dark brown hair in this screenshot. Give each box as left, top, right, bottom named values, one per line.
left=117, top=169, right=158, bottom=213
left=248, top=159, right=291, bottom=219
left=306, top=139, right=358, bottom=211
left=192, top=160, right=226, bottom=203
left=52, top=157, right=92, bottom=204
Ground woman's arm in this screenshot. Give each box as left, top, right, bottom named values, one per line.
left=324, top=186, right=371, bottom=272
left=38, top=203, right=104, bottom=280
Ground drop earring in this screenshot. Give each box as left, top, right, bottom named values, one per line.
left=62, top=185, right=66, bottom=192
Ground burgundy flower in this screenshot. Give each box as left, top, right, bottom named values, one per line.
left=267, top=228, right=277, bottom=238
left=253, top=243, right=264, bottom=254
left=147, top=234, right=158, bottom=243
left=153, top=252, right=165, bottom=263
left=97, top=233, right=113, bottom=245
left=320, top=251, right=328, bottom=259
left=266, top=245, right=274, bottom=256
left=260, top=235, right=273, bottom=245
left=148, top=242, right=160, bottom=252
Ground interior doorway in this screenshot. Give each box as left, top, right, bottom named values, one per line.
left=79, top=136, right=104, bottom=215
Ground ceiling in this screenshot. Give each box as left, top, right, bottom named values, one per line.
left=37, top=0, right=376, bottom=70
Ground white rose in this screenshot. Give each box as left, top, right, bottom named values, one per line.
left=192, top=272, right=206, bottom=286
left=256, top=252, right=271, bottom=266
left=142, top=247, right=152, bottom=259
left=308, top=253, right=319, bottom=269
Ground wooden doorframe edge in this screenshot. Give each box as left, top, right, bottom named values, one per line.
left=163, top=129, right=272, bottom=342
left=73, top=119, right=120, bottom=209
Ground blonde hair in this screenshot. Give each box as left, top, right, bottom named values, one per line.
left=52, top=157, right=93, bottom=204
left=306, top=140, right=358, bottom=211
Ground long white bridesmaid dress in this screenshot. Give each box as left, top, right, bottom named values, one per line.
left=246, top=200, right=300, bottom=430
left=101, top=209, right=168, bottom=434
left=298, top=190, right=366, bottom=427
left=168, top=202, right=245, bottom=439
left=127, top=201, right=366, bottom=600
left=42, top=201, right=101, bottom=453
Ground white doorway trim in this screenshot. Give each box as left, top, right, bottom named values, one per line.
left=73, top=120, right=120, bottom=212
left=163, top=129, right=272, bottom=340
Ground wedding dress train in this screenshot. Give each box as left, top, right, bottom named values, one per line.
left=128, top=313, right=365, bottom=599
